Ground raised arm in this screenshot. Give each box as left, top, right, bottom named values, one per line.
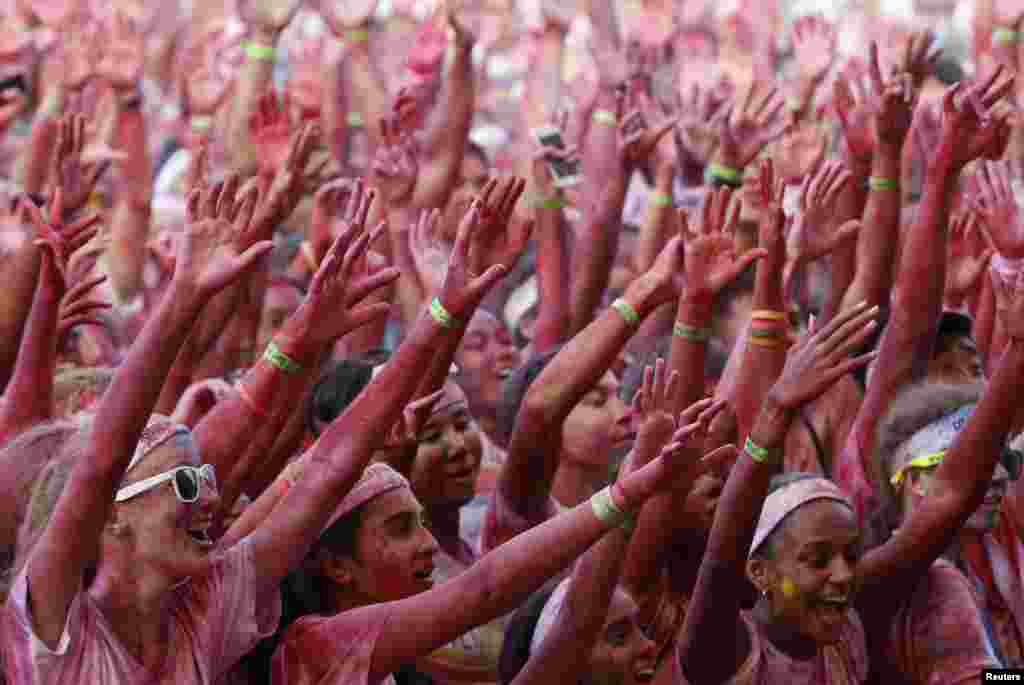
left=245, top=178, right=530, bottom=593
left=0, top=197, right=98, bottom=442
left=26, top=185, right=273, bottom=649
left=678, top=304, right=878, bottom=685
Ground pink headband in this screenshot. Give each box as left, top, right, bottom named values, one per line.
left=127, top=415, right=192, bottom=473
left=749, top=477, right=852, bottom=557
left=323, top=463, right=410, bottom=532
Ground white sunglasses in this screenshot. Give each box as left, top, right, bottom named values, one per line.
left=115, top=464, right=217, bottom=503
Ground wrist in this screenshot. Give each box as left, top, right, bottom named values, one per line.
left=750, top=395, right=796, bottom=447
left=679, top=291, right=713, bottom=319
left=623, top=278, right=664, bottom=315
left=247, top=27, right=280, bottom=45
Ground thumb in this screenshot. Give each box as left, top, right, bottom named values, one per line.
left=233, top=241, right=275, bottom=274
left=468, top=263, right=508, bottom=299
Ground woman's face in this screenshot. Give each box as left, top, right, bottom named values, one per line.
left=587, top=589, right=658, bottom=685
left=348, top=488, right=440, bottom=601
left=111, top=434, right=221, bottom=581
left=454, top=311, right=521, bottom=418
left=748, top=500, right=860, bottom=646
left=903, top=462, right=1009, bottom=533
left=561, top=371, right=632, bottom=470
left=409, top=383, right=484, bottom=511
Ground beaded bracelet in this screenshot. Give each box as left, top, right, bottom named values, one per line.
left=869, top=176, right=898, bottom=192
left=591, top=486, right=629, bottom=526
left=650, top=192, right=673, bottom=207
left=592, top=109, right=618, bottom=127
left=244, top=41, right=276, bottom=61
left=430, top=297, right=456, bottom=328
left=745, top=436, right=782, bottom=464
left=265, top=341, right=302, bottom=374
left=612, top=298, right=640, bottom=326
left=674, top=322, right=711, bottom=342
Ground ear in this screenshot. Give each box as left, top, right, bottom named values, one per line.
left=746, top=557, right=775, bottom=595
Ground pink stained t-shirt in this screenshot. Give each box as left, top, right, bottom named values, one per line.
left=1, top=538, right=281, bottom=685
left=271, top=609, right=397, bottom=685
left=675, top=609, right=869, bottom=685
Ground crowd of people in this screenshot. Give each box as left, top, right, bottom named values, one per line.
left=0, top=0, right=1022, bottom=683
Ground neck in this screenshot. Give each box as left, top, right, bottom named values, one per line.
left=750, top=598, right=818, bottom=661
left=88, top=557, right=177, bottom=667
left=552, top=460, right=605, bottom=507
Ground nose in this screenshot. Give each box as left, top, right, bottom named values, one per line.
left=444, top=425, right=469, bottom=460
left=632, top=628, right=657, bottom=661
left=829, top=555, right=855, bottom=591
left=611, top=395, right=630, bottom=428
left=419, top=525, right=440, bottom=557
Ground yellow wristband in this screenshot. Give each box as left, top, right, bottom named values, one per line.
left=673, top=322, right=711, bottom=342
left=748, top=336, right=786, bottom=349
left=869, top=176, right=898, bottom=191
left=534, top=195, right=565, bottom=210
left=347, top=28, right=370, bottom=43
left=751, top=310, right=787, bottom=322
left=244, top=41, right=276, bottom=61
left=993, top=27, right=1020, bottom=45
left=430, top=297, right=457, bottom=328
left=593, top=109, right=618, bottom=127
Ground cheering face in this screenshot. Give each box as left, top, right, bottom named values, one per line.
left=905, top=463, right=1009, bottom=533
left=561, top=371, right=632, bottom=471
left=587, top=589, right=658, bottom=685
left=347, top=489, right=440, bottom=601
left=410, top=382, right=484, bottom=510
left=111, top=434, right=221, bottom=581
left=747, top=500, right=861, bottom=646
left=454, top=311, right=521, bottom=419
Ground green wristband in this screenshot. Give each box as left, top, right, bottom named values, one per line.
left=265, top=341, right=302, bottom=374
left=650, top=192, right=673, bottom=207
left=593, top=109, right=618, bottom=127
left=346, top=111, right=365, bottom=128
left=591, top=486, right=628, bottom=526
left=993, top=27, right=1020, bottom=45
left=534, top=195, right=565, bottom=210
left=673, top=322, right=711, bottom=342
left=190, top=116, right=213, bottom=132
left=347, top=28, right=370, bottom=43
left=244, top=41, right=276, bottom=61
left=430, top=297, right=457, bottom=328
left=745, top=436, right=782, bottom=465
left=708, top=162, right=741, bottom=183
left=869, top=176, right=898, bottom=191
left=612, top=298, right=640, bottom=326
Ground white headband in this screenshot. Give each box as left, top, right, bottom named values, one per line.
left=530, top=578, right=570, bottom=655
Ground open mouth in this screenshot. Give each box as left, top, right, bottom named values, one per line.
left=634, top=667, right=656, bottom=683
left=815, top=597, right=849, bottom=625
left=186, top=522, right=214, bottom=547
left=413, top=565, right=435, bottom=582
left=496, top=368, right=514, bottom=380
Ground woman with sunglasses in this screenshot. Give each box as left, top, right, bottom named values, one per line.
left=871, top=379, right=1024, bottom=677
left=0, top=179, right=442, bottom=684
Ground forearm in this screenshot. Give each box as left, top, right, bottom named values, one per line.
left=523, top=28, right=566, bottom=133
left=668, top=296, right=711, bottom=414
left=321, top=48, right=350, bottom=167
left=226, top=41, right=277, bottom=173
left=345, top=46, right=390, bottom=152
left=569, top=167, right=627, bottom=333
left=635, top=169, right=675, bottom=274
left=976, top=276, right=997, bottom=372
left=532, top=201, right=571, bottom=351
left=16, top=110, right=59, bottom=194
left=841, top=143, right=902, bottom=311
left=503, top=278, right=662, bottom=511
left=0, top=244, right=42, bottom=392
left=107, top=200, right=150, bottom=302
left=414, top=45, right=475, bottom=209
left=0, top=257, right=61, bottom=440
left=820, top=164, right=869, bottom=323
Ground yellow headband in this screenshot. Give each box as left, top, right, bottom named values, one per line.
left=890, top=451, right=944, bottom=486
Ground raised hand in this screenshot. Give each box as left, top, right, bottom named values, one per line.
left=530, top=113, right=579, bottom=198
left=791, top=14, right=836, bottom=84
left=996, top=260, right=1024, bottom=341
left=23, top=189, right=102, bottom=286
left=789, top=160, right=858, bottom=264
left=309, top=178, right=352, bottom=263
left=176, top=182, right=273, bottom=298
left=437, top=180, right=529, bottom=320
left=684, top=187, right=766, bottom=296
left=312, top=0, right=379, bottom=34
left=382, top=389, right=444, bottom=451
left=894, top=30, right=940, bottom=91
left=618, top=94, right=677, bottom=169
left=773, top=121, right=828, bottom=182
left=250, top=91, right=294, bottom=177
left=57, top=13, right=99, bottom=90
left=371, top=116, right=419, bottom=206
left=295, top=188, right=399, bottom=346
left=973, top=161, right=1024, bottom=258
left=249, top=121, right=323, bottom=241
left=48, top=114, right=115, bottom=216
left=57, top=274, right=110, bottom=345
left=716, top=83, right=788, bottom=170
left=874, top=69, right=916, bottom=149
left=171, top=378, right=235, bottom=427
left=409, top=208, right=451, bottom=296
left=938, top=68, right=1015, bottom=173
left=97, top=12, right=145, bottom=91
left=946, top=211, right=995, bottom=302
left=237, top=0, right=302, bottom=39
left=675, top=83, right=728, bottom=166
left=767, top=301, right=879, bottom=410
left=833, top=65, right=875, bottom=164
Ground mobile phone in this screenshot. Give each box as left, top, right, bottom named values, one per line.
left=533, top=126, right=581, bottom=189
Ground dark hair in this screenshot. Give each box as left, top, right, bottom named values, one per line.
left=498, top=581, right=561, bottom=684
left=934, top=311, right=975, bottom=357
left=306, top=351, right=391, bottom=437
left=495, top=346, right=563, bottom=448
left=466, top=141, right=489, bottom=167
left=933, top=56, right=964, bottom=86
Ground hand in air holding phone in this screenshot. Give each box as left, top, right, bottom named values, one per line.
left=531, top=112, right=582, bottom=192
